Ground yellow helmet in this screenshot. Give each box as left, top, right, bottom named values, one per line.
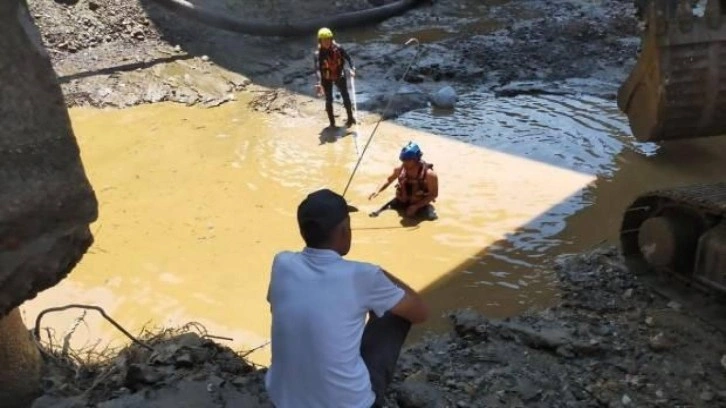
left=317, top=27, right=334, bottom=40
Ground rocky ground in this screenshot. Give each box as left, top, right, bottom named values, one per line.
left=32, top=247, right=726, bottom=407
left=388, top=247, right=726, bottom=407
left=28, top=0, right=642, bottom=113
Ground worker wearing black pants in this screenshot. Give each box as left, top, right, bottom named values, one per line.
left=361, top=311, right=412, bottom=407
left=321, top=76, right=355, bottom=129
left=314, top=27, right=357, bottom=128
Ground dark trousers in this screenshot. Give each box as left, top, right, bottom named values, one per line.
left=361, top=311, right=411, bottom=408
left=322, top=76, right=354, bottom=126
left=390, top=199, right=438, bottom=220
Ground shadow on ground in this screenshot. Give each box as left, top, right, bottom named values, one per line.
left=409, top=135, right=726, bottom=338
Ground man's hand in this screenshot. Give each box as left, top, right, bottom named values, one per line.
left=405, top=204, right=419, bottom=217
left=349, top=68, right=356, bottom=78
left=314, top=83, right=323, bottom=97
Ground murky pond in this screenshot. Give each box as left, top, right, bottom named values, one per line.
left=20, top=78, right=726, bottom=367
left=393, top=84, right=726, bottom=335
left=12, top=87, right=584, bottom=363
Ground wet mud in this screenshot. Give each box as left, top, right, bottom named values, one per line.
left=29, top=0, right=641, bottom=112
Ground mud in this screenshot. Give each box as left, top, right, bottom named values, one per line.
left=31, top=328, right=271, bottom=408
left=32, top=247, right=726, bottom=407
left=389, top=247, right=726, bottom=407
left=28, top=0, right=642, bottom=112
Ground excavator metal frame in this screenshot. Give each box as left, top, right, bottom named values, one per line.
left=619, top=0, right=726, bottom=143
left=619, top=1, right=726, bottom=297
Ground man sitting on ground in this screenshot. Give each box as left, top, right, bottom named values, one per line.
left=265, top=188, right=429, bottom=408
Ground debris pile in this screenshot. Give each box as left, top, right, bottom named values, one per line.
left=32, top=327, right=271, bottom=408
left=385, top=247, right=726, bottom=407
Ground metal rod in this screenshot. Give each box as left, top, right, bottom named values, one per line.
left=349, top=73, right=361, bottom=158
left=341, top=37, right=422, bottom=198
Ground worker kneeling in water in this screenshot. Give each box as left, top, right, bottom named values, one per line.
left=369, top=142, right=439, bottom=220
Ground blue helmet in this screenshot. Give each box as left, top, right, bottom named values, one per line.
left=399, top=141, right=422, bottom=161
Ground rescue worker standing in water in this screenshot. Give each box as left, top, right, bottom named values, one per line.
left=314, top=27, right=357, bottom=128
left=369, top=142, right=439, bottom=220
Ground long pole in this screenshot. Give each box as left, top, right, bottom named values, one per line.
left=349, top=72, right=361, bottom=158
left=341, top=38, right=421, bottom=198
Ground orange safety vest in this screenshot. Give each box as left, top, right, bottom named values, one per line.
left=396, top=161, right=434, bottom=203
left=319, top=44, right=345, bottom=82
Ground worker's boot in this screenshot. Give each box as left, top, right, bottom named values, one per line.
left=426, top=205, right=438, bottom=221
left=344, top=102, right=356, bottom=128
left=325, top=102, right=335, bottom=128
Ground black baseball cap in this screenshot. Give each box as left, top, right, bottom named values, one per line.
left=297, top=189, right=353, bottom=244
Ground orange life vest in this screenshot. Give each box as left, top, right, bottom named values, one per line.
left=396, top=161, right=434, bottom=203
left=319, top=44, right=345, bottom=81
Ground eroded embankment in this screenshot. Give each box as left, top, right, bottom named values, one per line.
left=32, top=247, right=726, bottom=408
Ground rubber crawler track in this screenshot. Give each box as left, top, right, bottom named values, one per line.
left=620, top=182, right=726, bottom=291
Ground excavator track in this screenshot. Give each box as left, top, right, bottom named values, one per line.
left=619, top=0, right=726, bottom=142
left=621, top=182, right=726, bottom=295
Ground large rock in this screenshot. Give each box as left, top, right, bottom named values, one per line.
left=396, top=375, right=446, bottom=408
left=430, top=85, right=457, bottom=109
left=0, top=0, right=98, bottom=317
left=0, top=2, right=97, bottom=405
left=358, top=85, right=430, bottom=118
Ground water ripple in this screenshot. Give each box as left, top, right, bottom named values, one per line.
left=395, top=87, right=657, bottom=256
left=396, top=88, right=656, bottom=178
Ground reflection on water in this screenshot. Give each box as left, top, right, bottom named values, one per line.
left=396, top=88, right=657, bottom=257
left=393, top=86, right=726, bottom=336
left=20, top=92, right=596, bottom=365
left=347, top=0, right=513, bottom=44
left=398, top=89, right=658, bottom=176
left=392, top=88, right=661, bottom=334
left=24, top=77, right=726, bottom=363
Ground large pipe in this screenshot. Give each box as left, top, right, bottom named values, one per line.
left=145, top=0, right=426, bottom=37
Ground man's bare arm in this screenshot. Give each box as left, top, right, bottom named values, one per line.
left=382, top=269, right=429, bottom=324
left=369, top=167, right=402, bottom=200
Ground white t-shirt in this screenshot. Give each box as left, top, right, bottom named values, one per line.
left=265, top=247, right=405, bottom=408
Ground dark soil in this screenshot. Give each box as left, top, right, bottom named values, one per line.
left=32, top=247, right=726, bottom=407
left=28, top=0, right=643, bottom=112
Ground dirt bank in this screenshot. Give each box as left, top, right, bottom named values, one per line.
left=31, top=246, right=726, bottom=407
left=389, top=247, right=726, bottom=407
left=28, top=0, right=642, bottom=111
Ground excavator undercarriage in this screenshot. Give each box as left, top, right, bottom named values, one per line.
left=619, top=1, right=726, bottom=297
left=621, top=183, right=726, bottom=295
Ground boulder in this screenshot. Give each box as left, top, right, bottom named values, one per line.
left=0, top=0, right=98, bottom=317
left=430, top=85, right=458, bottom=109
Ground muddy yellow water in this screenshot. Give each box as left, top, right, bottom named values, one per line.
left=20, top=94, right=594, bottom=366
